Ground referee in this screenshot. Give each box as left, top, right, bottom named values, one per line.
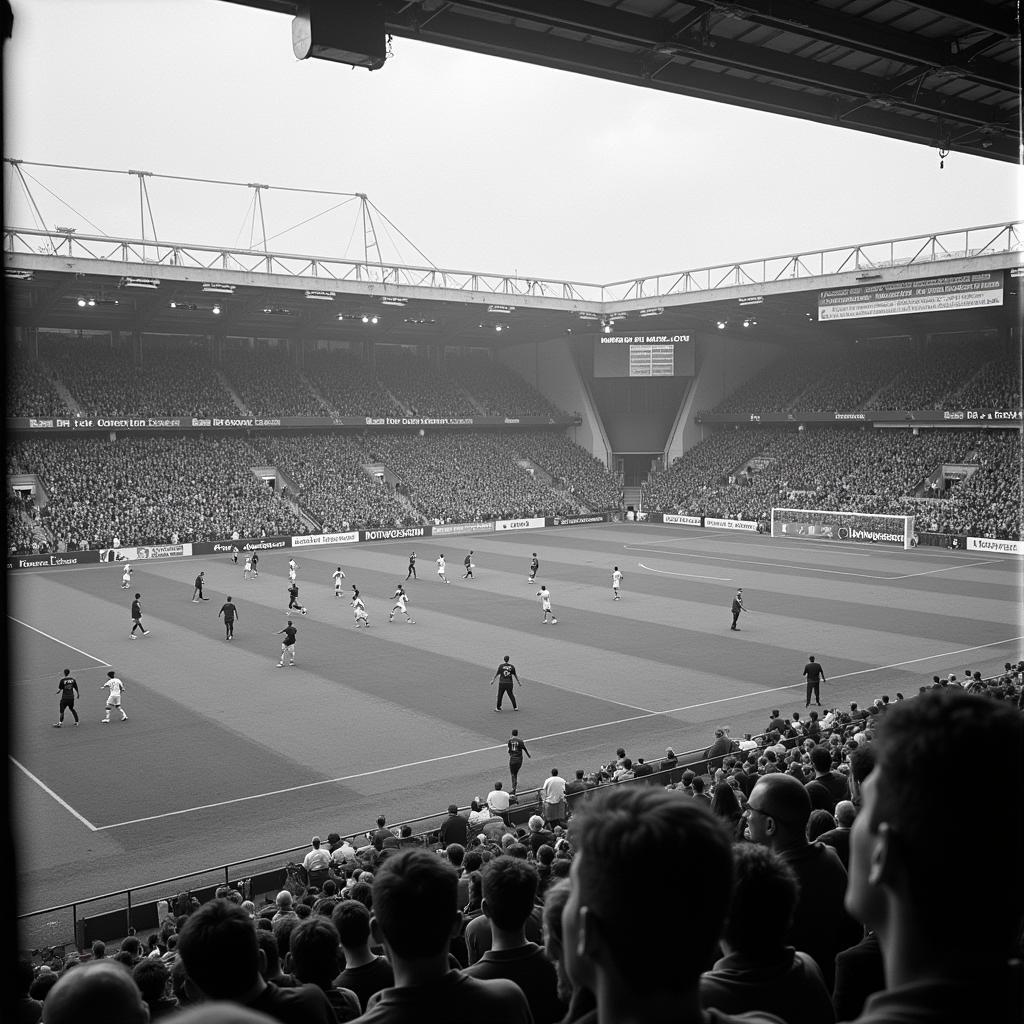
left=803, top=655, right=826, bottom=707
left=491, top=655, right=521, bottom=712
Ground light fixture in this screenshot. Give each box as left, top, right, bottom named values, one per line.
left=639, top=307, right=664, bottom=317
left=5, top=268, right=33, bottom=280
left=603, top=323, right=612, bottom=334
left=380, top=296, right=407, bottom=307
left=370, top=315, right=378, bottom=324
left=362, top=314, right=369, bottom=323
left=212, top=304, right=221, bottom=315
left=122, top=277, right=160, bottom=289
left=742, top=319, right=758, bottom=328
left=202, top=283, right=235, bottom=295
left=55, top=225, right=77, bottom=234
left=403, top=317, right=436, bottom=326
left=87, top=297, right=96, bottom=307
left=494, top=324, right=504, bottom=332
left=77, top=297, right=87, bottom=308
left=169, top=300, right=177, bottom=309
left=716, top=320, right=727, bottom=329
left=488, top=304, right=515, bottom=314
left=305, top=290, right=335, bottom=301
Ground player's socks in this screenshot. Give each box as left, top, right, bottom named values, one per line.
left=102, top=718, right=109, bottom=723
left=121, top=713, right=128, bottom=721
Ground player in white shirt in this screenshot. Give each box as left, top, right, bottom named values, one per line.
left=332, top=566, right=346, bottom=597
left=100, top=670, right=128, bottom=722
left=537, top=585, right=558, bottom=624
left=388, top=584, right=415, bottom=623
left=611, top=566, right=624, bottom=601
left=351, top=587, right=370, bottom=628
left=436, top=555, right=450, bottom=584
left=288, top=558, right=297, bottom=582
left=121, top=564, right=132, bottom=590
left=243, top=555, right=252, bottom=581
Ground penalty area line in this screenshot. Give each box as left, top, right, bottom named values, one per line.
left=638, top=562, right=731, bottom=582
left=92, top=635, right=1024, bottom=831
left=8, top=617, right=110, bottom=667
left=10, top=758, right=99, bottom=832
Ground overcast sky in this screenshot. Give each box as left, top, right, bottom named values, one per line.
left=4, top=0, right=1021, bottom=283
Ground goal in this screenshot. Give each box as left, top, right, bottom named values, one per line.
left=771, top=508, right=916, bottom=550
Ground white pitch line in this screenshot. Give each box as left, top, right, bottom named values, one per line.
left=92, top=634, right=1024, bottom=831
left=8, top=617, right=111, bottom=667
left=10, top=757, right=99, bottom=832
left=888, top=559, right=1003, bottom=579
left=638, top=562, right=732, bottom=582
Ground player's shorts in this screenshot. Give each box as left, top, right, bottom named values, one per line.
left=541, top=603, right=552, bottom=611
left=106, top=695, right=121, bottom=707
left=59, top=697, right=75, bottom=709
left=281, top=642, right=295, bottom=653
left=354, top=609, right=368, bottom=621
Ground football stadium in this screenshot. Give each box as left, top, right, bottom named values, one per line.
left=6, top=2, right=1023, bottom=1022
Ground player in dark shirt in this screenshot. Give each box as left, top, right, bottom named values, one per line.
left=230, top=545, right=240, bottom=565
left=463, top=551, right=475, bottom=579
left=507, top=729, right=531, bottom=794
left=406, top=551, right=417, bottom=581
left=54, top=669, right=80, bottom=726
left=219, top=597, right=238, bottom=640
left=130, top=593, right=151, bottom=638
left=192, top=571, right=210, bottom=601
left=277, top=620, right=298, bottom=667
left=491, top=655, right=521, bottom=712
left=528, top=553, right=539, bottom=583
left=803, top=655, right=826, bottom=707
left=251, top=552, right=259, bottom=577
left=287, top=583, right=307, bottom=615
left=730, top=588, right=744, bottom=630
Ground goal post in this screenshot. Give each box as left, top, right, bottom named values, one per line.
left=771, top=508, right=916, bottom=550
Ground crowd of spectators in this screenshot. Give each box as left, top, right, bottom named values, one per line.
left=10, top=436, right=305, bottom=550
left=303, top=351, right=400, bottom=418
left=865, top=338, right=996, bottom=411
left=374, top=350, right=478, bottom=417
left=5, top=355, right=69, bottom=417
left=952, top=352, right=1022, bottom=410
left=644, top=426, right=1022, bottom=539
left=16, top=668, right=1022, bottom=1023
left=709, top=351, right=834, bottom=414
left=444, top=353, right=565, bottom=418
left=519, top=432, right=622, bottom=511
left=226, top=351, right=332, bottom=418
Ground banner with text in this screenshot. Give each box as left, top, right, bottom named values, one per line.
left=704, top=517, right=758, bottom=532
left=967, top=536, right=1023, bottom=555
left=99, top=543, right=191, bottom=562
left=549, top=514, right=609, bottom=527
left=431, top=522, right=495, bottom=537
left=818, top=271, right=1003, bottom=322
left=662, top=513, right=704, bottom=527
left=6, top=551, right=100, bottom=570
left=495, top=517, right=546, bottom=532
left=699, top=408, right=1021, bottom=425
left=360, top=526, right=431, bottom=542
left=290, top=531, right=359, bottom=548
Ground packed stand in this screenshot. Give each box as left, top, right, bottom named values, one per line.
left=792, top=346, right=916, bottom=412
left=952, top=352, right=1023, bottom=410
left=363, top=430, right=585, bottom=522
left=374, top=349, right=478, bottom=417
left=303, top=350, right=401, bottom=417
left=10, top=436, right=305, bottom=550
left=6, top=355, right=69, bottom=417
left=519, top=431, right=622, bottom=511
left=865, top=338, right=992, bottom=411
left=17, top=665, right=1022, bottom=1024
left=224, top=350, right=330, bottom=417
left=251, top=434, right=417, bottom=530
left=444, top=353, right=565, bottom=418
left=6, top=490, right=43, bottom=553
left=709, top=351, right=833, bottom=414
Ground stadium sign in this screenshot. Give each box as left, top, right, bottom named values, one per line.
left=967, top=536, right=1024, bottom=555
left=838, top=527, right=904, bottom=544
left=291, top=531, right=359, bottom=547
left=6, top=551, right=99, bottom=569
left=705, top=517, right=758, bottom=532
left=551, top=514, right=608, bottom=526
left=212, top=538, right=290, bottom=552
left=431, top=522, right=495, bottom=536
left=662, top=514, right=703, bottom=527
left=818, top=271, right=1003, bottom=321
left=495, top=517, right=546, bottom=531
left=361, top=527, right=428, bottom=541
left=697, top=408, right=1022, bottom=425
left=100, top=543, right=190, bottom=561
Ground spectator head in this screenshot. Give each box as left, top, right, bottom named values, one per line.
left=371, top=848, right=460, bottom=961
left=288, top=916, right=341, bottom=986
left=445, top=843, right=465, bottom=868
left=348, top=881, right=373, bottom=910
left=529, top=815, right=545, bottom=832
left=542, top=877, right=574, bottom=1003
left=710, top=782, right=741, bottom=821
left=493, top=781, right=503, bottom=790
left=310, top=836, right=321, bottom=849
left=746, top=773, right=812, bottom=849
left=377, top=816, right=386, bottom=828
left=447, top=804, right=459, bottom=815
left=178, top=898, right=261, bottom=1000
left=576, top=769, right=586, bottom=780
left=691, top=776, right=705, bottom=796
left=275, top=890, right=293, bottom=911
left=29, top=969, right=60, bottom=1002
left=562, top=787, right=733, bottom=1009
left=255, top=929, right=281, bottom=980
left=132, top=957, right=171, bottom=1003
left=481, top=855, right=539, bottom=933
left=121, top=936, right=142, bottom=960
left=722, top=843, right=799, bottom=957
left=847, top=743, right=877, bottom=803
left=807, top=808, right=837, bottom=841
left=332, top=899, right=372, bottom=950
left=846, top=690, right=1024, bottom=964
left=41, top=960, right=149, bottom=1024
left=835, top=800, right=857, bottom=828
left=809, top=746, right=832, bottom=774
left=91, top=940, right=106, bottom=959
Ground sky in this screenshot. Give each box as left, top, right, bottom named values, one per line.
left=3, top=0, right=1021, bottom=284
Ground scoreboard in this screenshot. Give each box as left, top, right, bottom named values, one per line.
left=593, top=333, right=695, bottom=378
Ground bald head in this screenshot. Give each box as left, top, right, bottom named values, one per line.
left=42, top=960, right=148, bottom=1024
left=835, top=800, right=857, bottom=828
left=750, top=773, right=812, bottom=834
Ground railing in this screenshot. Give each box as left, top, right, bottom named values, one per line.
left=5, top=221, right=1021, bottom=308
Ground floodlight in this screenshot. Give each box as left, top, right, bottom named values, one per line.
left=77, top=298, right=87, bottom=308
left=212, top=304, right=221, bottom=315
left=122, top=277, right=160, bottom=289
left=202, top=283, right=235, bottom=295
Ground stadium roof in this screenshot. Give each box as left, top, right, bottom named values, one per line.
left=223, top=0, right=1021, bottom=163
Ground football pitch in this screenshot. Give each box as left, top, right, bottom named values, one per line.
left=10, top=522, right=1022, bottom=920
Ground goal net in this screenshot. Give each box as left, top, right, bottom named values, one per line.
left=771, top=508, right=916, bottom=550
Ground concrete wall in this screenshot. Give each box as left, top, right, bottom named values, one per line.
left=497, top=338, right=611, bottom=464
left=665, top=335, right=781, bottom=461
